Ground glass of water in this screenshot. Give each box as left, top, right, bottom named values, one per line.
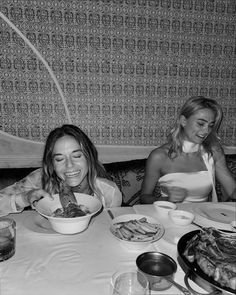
left=0, top=218, right=16, bottom=262
left=110, top=269, right=149, bottom=295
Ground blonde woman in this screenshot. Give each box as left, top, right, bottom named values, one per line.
left=141, top=96, right=236, bottom=203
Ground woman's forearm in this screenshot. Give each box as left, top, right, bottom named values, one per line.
left=140, top=193, right=159, bottom=204
left=229, top=187, right=236, bottom=200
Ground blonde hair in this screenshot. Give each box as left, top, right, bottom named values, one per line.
left=167, top=96, right=223, bottom=158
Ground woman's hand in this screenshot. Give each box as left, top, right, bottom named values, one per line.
left=161, top=186, right=187, bottom=203
left=25, top=189, right=53, bottom=208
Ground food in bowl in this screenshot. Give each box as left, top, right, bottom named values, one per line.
left=168, top=210, right=194, bottom=226
left=183, top=227, right=236, bottom=291
left=50, top=185, right=91, bottom=218
left=58, top=185, right=77, bottom=209
left=35, top=193, right=102, bottom=234
left=52, top=203, right=90, bottom=218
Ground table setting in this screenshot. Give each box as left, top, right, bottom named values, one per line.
left=0, top=200, right=235, bottom=295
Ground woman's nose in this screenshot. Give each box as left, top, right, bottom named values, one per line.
left=202, top=125, right=210, bottom=134
left=66, top=157, right=73, bottom=167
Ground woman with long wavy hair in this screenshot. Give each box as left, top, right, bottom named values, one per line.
left=0, top=125, right=122, bottom=213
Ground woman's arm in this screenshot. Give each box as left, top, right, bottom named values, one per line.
left=214, top=149, right=236, bottom=200
left=96, top=178, right=122, bottom=208
left=140, top=148, right=165, bottom=204
left=0, top=168, right=51, bottom=213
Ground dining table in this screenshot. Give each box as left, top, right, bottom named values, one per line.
left=0, top=202, right=235, bottom=295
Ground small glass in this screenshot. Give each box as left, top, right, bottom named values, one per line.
left=110, top=269, right=149, bottom=295
left=0, top=218, right=16, bottom=262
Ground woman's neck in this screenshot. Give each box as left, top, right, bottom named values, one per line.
left=71, top=177, right=92, bottom=195
left=182, top=140, right=200, bottom=153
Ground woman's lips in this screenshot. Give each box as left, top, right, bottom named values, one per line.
left=65, top=171, right=81, bottom=178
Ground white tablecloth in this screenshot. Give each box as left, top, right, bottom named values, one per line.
left=0, top=203, right=235, bottom=295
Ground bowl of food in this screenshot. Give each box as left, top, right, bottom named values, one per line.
left=35, top=193, right=102, bottom=234
left=153, top=201, right=177, bottom=219
left=110, top=214, right=164, bottom=251
left=178, top=228, right=236, bottom=294
left=168, top=210, right=194, bottom=226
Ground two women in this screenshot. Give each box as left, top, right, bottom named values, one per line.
left=0, top=96, right=235, bottom=213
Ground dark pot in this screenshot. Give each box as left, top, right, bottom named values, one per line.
left=136, top=251, right=177, bottom=291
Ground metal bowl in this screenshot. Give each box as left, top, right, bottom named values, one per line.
left=136, top=251, right=177, bottom=291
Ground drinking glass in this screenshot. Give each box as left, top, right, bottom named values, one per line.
left=0, top=218, right=16, bottom=262
left=110, top=269, right=149, bottom=295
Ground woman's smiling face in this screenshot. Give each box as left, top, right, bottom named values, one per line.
left=180, top=108, right=216, bottom=144
left=52, top=135, right=88, bottom=187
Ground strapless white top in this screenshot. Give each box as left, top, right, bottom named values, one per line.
left=159, top=171, right=212, bottom=202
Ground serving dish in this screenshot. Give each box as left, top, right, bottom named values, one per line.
left=168, top=210, right=195, bottom=226
left=35, top=193, right=102, bottom=234
left=110, top=214, right=164, bottom=251
left=177, top=230, right=235, bottom=295
left=153, top=200, right=177, bottom=219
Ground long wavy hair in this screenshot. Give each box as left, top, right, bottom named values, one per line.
left=41, top=124, right=107, bottom=196
left=167, top=96, right=223, bottom=158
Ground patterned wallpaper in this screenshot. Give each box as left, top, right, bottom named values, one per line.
left=0, top=0, right=235, bottom=146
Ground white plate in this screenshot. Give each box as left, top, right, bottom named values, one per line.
left=110, top=214, right=164, bottom=244
left=194, top=203, right=236, bottom=224
left=192, top=203, right=236, bottom=230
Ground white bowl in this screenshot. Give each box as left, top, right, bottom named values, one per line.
left=110, top=214, right=164, bottom=251
left=153, top=201, right=177, bottom=219
left=168, top=210, right=195, bottom=226
left=35, top=193, right=102, bottom=234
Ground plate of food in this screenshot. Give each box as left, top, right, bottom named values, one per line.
left=178, top=228, right=236, bottom=294
left=110, top=214, right=164, bottom=251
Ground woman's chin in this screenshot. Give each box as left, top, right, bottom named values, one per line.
left=65, top=180, right=81, bottom=188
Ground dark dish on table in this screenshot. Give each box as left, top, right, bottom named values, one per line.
left=136, top=251, right=191, bottom=294
left=178, top=228, right=236, bottom=294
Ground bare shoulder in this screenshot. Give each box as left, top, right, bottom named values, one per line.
left=147, top=144, right=169, bottom=163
